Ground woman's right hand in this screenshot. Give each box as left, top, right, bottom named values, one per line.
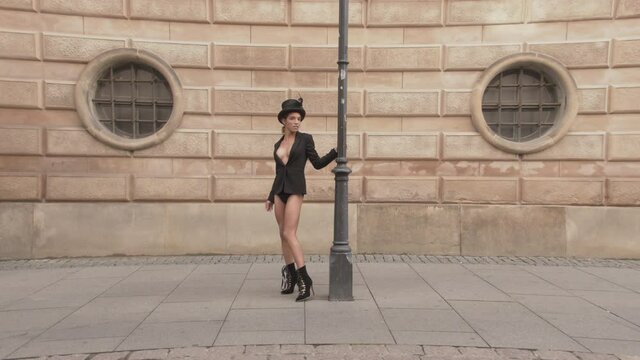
left=265, top=200, right=273, bottom=212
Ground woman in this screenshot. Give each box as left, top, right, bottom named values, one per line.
left=264, top=98, right=337, bottom=302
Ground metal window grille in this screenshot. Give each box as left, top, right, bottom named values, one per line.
left=482, top=67, right=561, bottom=142
left=92, top=63, right=173, bottom=139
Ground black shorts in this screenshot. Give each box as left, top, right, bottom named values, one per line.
left=277, top=192, right=303, bottom=204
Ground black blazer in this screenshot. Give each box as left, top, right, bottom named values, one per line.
left=268, top=132, right=338, bottom=202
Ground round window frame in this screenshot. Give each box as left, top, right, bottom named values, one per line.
left=470, top=52, right=578, bottom=154
left=75, top=48, right=185, bottom=151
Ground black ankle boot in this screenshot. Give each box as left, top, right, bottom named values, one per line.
left=281, top=263, right=297, bottom=294
left=295, top=265, right=314, bottom=302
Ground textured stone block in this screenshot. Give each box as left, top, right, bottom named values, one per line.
left=134, top=130, right=211, bottom=158
left=133, top=176, right=210, bottom=200
left=131, top=40, right=210, bottom=69
left=528, top=41, right=609, bottom=68
left=366, top=91, right=439, bottom=116
left=311, top=132, right=361, bottom=159
left=0, top=203, right=34, bottom=259
left=43, top=33, right=126, bottom=63
left=164, top=203, right=226, bottom=254
left=610, top=86, right=640, bottom=113
left=0, top=30, right=38, bottom=60
left=608, top=132, right=640, bottom=160
left=292, top=89, right=363, bottom=116
left=566, top=207, right=640, bottom=258
left=529, top=0, right=613, bottom=22
left=40, top=0, right=125, bottom=17
left=213, top=44, right=287, bottom=70
left=214, top=176, right=272, bottom=201
left=0, top=174, right=40, bottom=200
left=522, top=178, right=604, bottom=205
left=613, top=39, right=640, bottom=68
left=461, top=206, right=566, bottom=256
left=578, top=87, right=607, bottom=114
left=46, top=128, right=129, bottom=157
left=443, top=91, right=471, bottom=116
left=364, top=133, right=439, bottom=159
left=0, top=79, right=41, bottom=109
left=290, top=46, right=364, bottom=71
left=447, top=0, right=524, bottom=25
left=443, top=177, right=519, bottom=203
left=368, top=0, right=442, bottom=26
left=0, top=126, right=41, bottom=155
left=46, top=175, right=129, bottom=201
left=251, top=26, right=326, bottom=45
left=305, top=176, right=363, bottom=202
left=404, top=26, right=483, bottom=44
left=524, top=133, right=606, bottom=160
left=213, top=0, right=287, bottom=25
left=445, top=44, right=521, bottom=70
left=252, top=71, right=328, bottom=88
left=291, top=0, right=364, bottom=26
left=84, top=17, right=171, bottom=39
left=44, top=81, right=74, bottom=109
left=365, top=46, right=441, bottom=71
left=608, top=179, right=640, bottom=205
left=130, top=0, right=209, bottom=22
left=214, top=88, right=286, bottom=115
left=0, top=0, right=34, bottom=11
left=442, top=133, right=517, bottom=160
left=365, top=176, right=438, bottom=202
left=482, top=23, right=567, bottom=42
left=184, top=87, right=211, bottom=114
left=617, top=0, right=640, bottom=18
left=213, top=131, right=279, bottom=159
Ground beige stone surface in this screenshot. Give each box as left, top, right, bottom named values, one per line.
left=445, top=44, right=521, bottom=70
left=443, top=177, right=519, bottom=203
left=292, top=89, right=363, bottom=116
left=213, top=44, right=288, bottom=70
left=523, top=132, right=606, bottom=160
left=0, top=9, right=83, bottom=33
left=567, top=18, right=640, bottom=40
left=529, top=0, right=612, bottom=22
left=253, top=71, right=328, bottom=88
left=46, top=175, right=129, bottom=201
left=133, top=176, right=210, bottom=201
left=364, top=176, right=438, bottom=203
left=357, top=204, right=460, bottom=254
left=44, top=81, right=74, bottom=109
left=566, top=207, right=640, bottom=258
left=291, top=0, right=364, bottom=26
left=528, top=41, right=610, bottom=68
left=368, top=0, right=441, bottom=26
left=617, top=0, right=640, bottom=18
left=295, top=203, right=359, bottom=254
left=0, top=30, right=38, bottom=60
left=608, top=132, right=640, bottom=160
left=225, top=202, right=280, bottom=253
left=365, top=46, right=441, bottom=71
left=46, top=128, right=129, bottom=156
left=169, top=23, right=249, bottom=43
left=0, top=174, right=40, bottom=200
left=131, top=39, right=210, bottom=68
left=404, top=26, right=482, bottom=44
left=0, top=79, right=41, bottom=109
left=577, top=87, right=607, bottom=114
left=0, top=126, right=41, bottom=155
left=130, top=0, right=209, bottom=22
left=482, top=23, right=567, bottom=42
left=461, top=205, right=566, bottom=256
left=443, top=91, right=471, bottom=116
left=0, top=203, right=34, bottom=259
left=164, top=203, right=227, bottom=254
left=132, top=130, right=212, bottom=158
left=447, top=0, right=524, bottom=25
left=328, top=27, right=404, bottom=45
left=214, top=88, right=287, bottom=115
left=610, top=86, right=640, bottom=113
left=214, top=176, right=273, bottom=201
left=366, top=91, right=439, bottom=116
left=85, top=17, right=170, bottom=39
left=310, top=132, right=361, bottom=159
left=213, top=131, right=280, bottom=159
left=184, top=87, right=211, bottom=114
left=251, top=26, right=327, bottom=45
left=522, top=178, right=604, bottom=205
left=0, top=0, right=34, bottom=11
left=612, top=39, right=640, bottom=68
left=213, top=0, right=287, bottom=25
left=40, top=0, right=125, bottom=17
left=364, top=133, right=439, bottom=160
left=290, top=46, right=364, bottom=71
left=442, top=133, right=517, bottom=160
left=42, top=33, right=126, bottom=62
left=608, top=178, right=640, bottom=205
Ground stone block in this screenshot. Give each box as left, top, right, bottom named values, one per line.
left=443, top=91, right=471, bottom=116
left=527, top=41, right=610, bottom=69
left=0, top=203, right=34, bottom=259
left=610, top=86, right=640, bottom=113
left=529, top=0, right=613, bottom=22
left=461, top=205, right=566, bottom=256
left=40, top=0, right=125, bottom=17
left=213, top=131, right=280, bottom=159
left=523, top=132, right=606, bottom=160
left=305, top=176, right=363, bottom=202
left=365, top=46, right=441, bottom=71
left=368, top=0, right=442, bottom=26
left=184, top=87, right=211, bottom=114
left=131, top=40, right=210, bottom=69
left=0, top=126, right=42, bottom=155
left=617, top=0, right=640, bottom=18
left=613, top=39, right=640, bottom=68
left=405, top=26, right=482, bottom=44
left=224, top=203, right=279, bottom=253
left=445, top=44, right=521, bottom=70
left=130, top=0, right=209, bottom=22
left=309, top=132, right=361, bottom=159
left=46, top=175, right=129, bottom=201
left=290, top=46, right=364, bottom=71
left=364, top=132, right=439, bottom=159
left=443, top=133, right=517, bottom=160
left=251, top=26, right=326, bottom=45
left=295, top=203, right=359, bottom=254
left=165, top=203, right=226, bottom=254
left=328, top=27, right=404, bottom=45
left=357, top=204, right=460, bottom=255
left=46, top=128, right=129, bottom=157
left=85, top=17, right=170, bottom=39
left=252, top=71, right=328, bottom=88
left=0, top=174, right=40, bottom=200
left=566, top=207, right=640, bottom=258
left=443, top=177, right=519, bottom=203
left=291, top=0, right=364, bottom=26
left=0, top=0, right=34, bottom=11
left=213, top=44, right=287, bottom=70
left=291, top=89, right=363, bottom=116
left=213, top=0, right=287, bottom=25
left=608, top=178, right=640, bottom=205
left=364, top=176, right=438, bottom=203
left=447, top=0, right=525, bottom=25
left=608, top=132, right=640, bottom=160
left=213, top=176, right=273, bottom=201
left=133, top=130, right=211, bottom=158
left=44, top=81, right=74, bottom=109
left=133, top=176, right=210, bottom=201
left=42, top=33, right=126, bottom=63
left=522, top=178, right=604, bottom=205
left=578, top=87, right=607, bottom=114
left=213, top=88, right=287, bottom=115
left=0, top=30, right=38, bottom=60
left=482, top=23, right=567, bottom=42
left=0, top=79, right=41, bottom=108
left=366, top=91, right=439, bottom=116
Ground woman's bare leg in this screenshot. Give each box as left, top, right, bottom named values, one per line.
left=274, top=195, right=294, bottom=264
left=282, top=195, right=305, bottom=268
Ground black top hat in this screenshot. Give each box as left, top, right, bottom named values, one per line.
left=277, top=98, right=306, bottom=124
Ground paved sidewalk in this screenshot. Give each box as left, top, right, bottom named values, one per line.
left=1, top=256, right=639, bottom=359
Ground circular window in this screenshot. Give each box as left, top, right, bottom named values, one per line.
left=75, top=48, right=184, bottom=151
left=471, top=53, right=578, bottom=154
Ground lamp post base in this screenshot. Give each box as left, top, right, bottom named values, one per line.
left=329, top=251, right=353, bottom=301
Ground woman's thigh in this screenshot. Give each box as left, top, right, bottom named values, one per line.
left=283, top=195, right=304, bottom=233
left=274, top=194, right=286, bottom=231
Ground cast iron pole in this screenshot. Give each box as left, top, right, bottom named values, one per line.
left=329, top=0, right=353, bottom=301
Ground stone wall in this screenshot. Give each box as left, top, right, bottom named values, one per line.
left=1, top=0, right=639, bottom=259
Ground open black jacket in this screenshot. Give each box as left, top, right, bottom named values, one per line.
left=267, top=132, right=338, bottom=203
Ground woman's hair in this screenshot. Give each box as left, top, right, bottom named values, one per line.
left=281, top=125, right=285, bottom=134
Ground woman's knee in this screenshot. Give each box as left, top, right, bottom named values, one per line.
left=282, top=229, right=297, bottom=242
